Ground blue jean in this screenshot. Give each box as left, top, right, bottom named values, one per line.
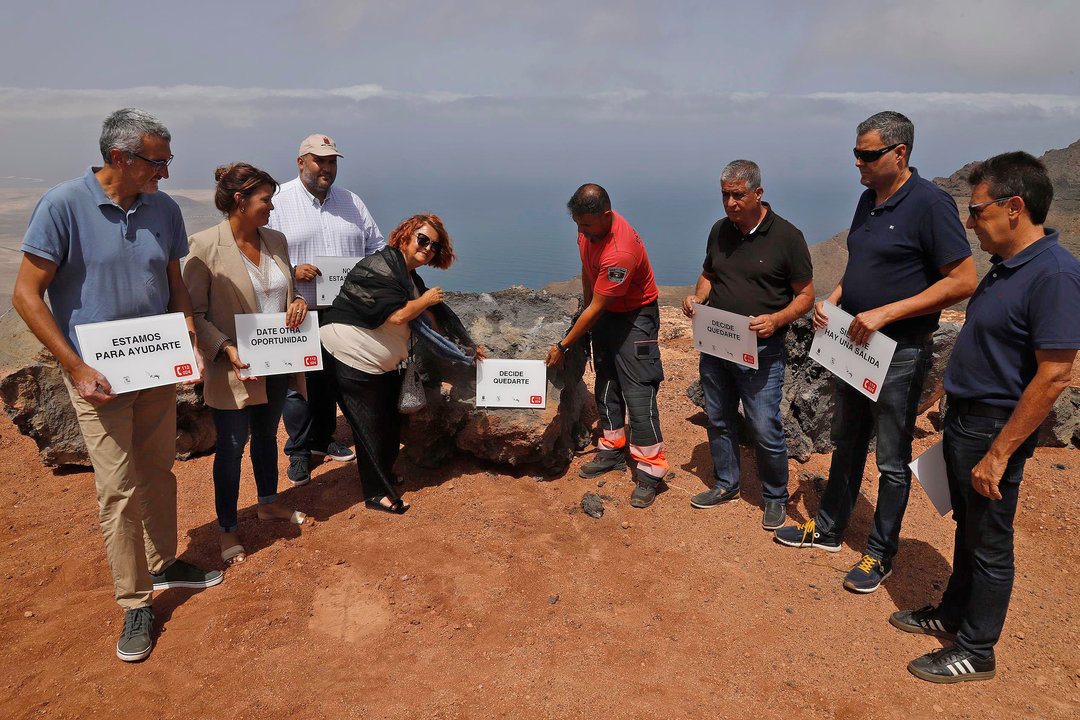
left=816, top=342, right=931, bottom=563
left=282, top=347, right=338, bottom=459
left=210, top=375, right=288, bottom=532
left=699, top=335, right=789, bottom=503
left=938, top=407, right=1036, bottom=659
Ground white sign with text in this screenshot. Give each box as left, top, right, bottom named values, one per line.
left=809, top=301, right=897, bottom=401
left=910, top=441, right=951, bottom=516
left=476, top=359, right=547, bottom=409
left=314, top=256, right=363, bottom=306
left=74, top=312, right=200, bottom=392
left=234, top=311, right=322, bottom=377
left=691, top=303, right=758, bottom=369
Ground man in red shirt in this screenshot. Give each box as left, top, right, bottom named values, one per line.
left=545, top=184, right=667, bottom=508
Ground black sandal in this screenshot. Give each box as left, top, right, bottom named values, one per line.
left=365, top=497, right=410, bottom=514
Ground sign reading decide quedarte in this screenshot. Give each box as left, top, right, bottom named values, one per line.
left=234, top=311, right=322, bottom=377
left=690, top=302, right=758, bottom=369
left=314, top=256, right=363, bottom=306
left=809, top=301, right=897, bottom=401
left=74, top=312, right=200, bottom=393
left=476, top=359, right=547, bottom=408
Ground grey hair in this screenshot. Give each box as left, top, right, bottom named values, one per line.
left=98, top=108, right=171, bottom=163
left=856, top=111, right=914, bottom=158
left=720, top=159, right=761, bottom=191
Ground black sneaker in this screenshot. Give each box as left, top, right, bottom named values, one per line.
left=116, top=606, right=154, bottom=662
left=773, top=519, right=841, bottom=552
left=313, top=441, right=356, bottom=463
left=908, top=645, right=995, bottom=684
left=843, top=554, right=891, bottom=593
left=579, top=451, right=627, bottom=479
left=287, top=454, right=310, bottom=487
left=630, top=482, right=656, bottom=509
left=150, top=560, right=224, bottom=591
left=890, top=605, right=958, bottom=640
left=762, top=501, right=786, bottom=530
left=689, top=485, right=740, bottom=508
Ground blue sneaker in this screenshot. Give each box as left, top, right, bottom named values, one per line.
left=843, top=554, right=891, bottom=593
left=773, top=519, right=841, bottom=552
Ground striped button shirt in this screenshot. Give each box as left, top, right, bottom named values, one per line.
left=267, top=177, right=385, bottom=307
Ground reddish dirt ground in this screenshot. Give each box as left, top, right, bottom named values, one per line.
left=1, top=306, right=1079, bottom=719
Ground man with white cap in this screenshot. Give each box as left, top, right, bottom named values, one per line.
left=268, top=134, right=386, bottom=485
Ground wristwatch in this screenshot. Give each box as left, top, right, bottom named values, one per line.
left=555, top=340, right=569, bottom=353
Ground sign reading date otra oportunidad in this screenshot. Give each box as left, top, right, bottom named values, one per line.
left=476, top=359, right=547, bottom=409
left=809, top=301, right=897, bottom=401
left=74, top=312, right=201, bottom=393
left=690, top=302, right=758, bottom=369
left=234, top=311, right=323, bottom=378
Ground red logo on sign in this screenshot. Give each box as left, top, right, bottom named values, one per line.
left=862, top=378, right=878, bottom=394
left=743, top=354, right=755, bottom=365
left=174, top=363, right=193, bottom=377
left=530, top=395, right=542, bottom=405
left=304, top=355, right=318, bottom=367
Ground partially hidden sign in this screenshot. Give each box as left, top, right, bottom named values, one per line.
left=74, top=312, right=200, bottom=393
left=314, top=256, right=363, bottom=306
left=476, top=359, right=547, bottom=408
left=234, top=311, right=322, bottom=377
left=809, top=301, right=897, bottom=401
left=691, top=303, right=758, bottom=369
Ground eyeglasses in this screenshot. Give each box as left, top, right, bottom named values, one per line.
left=415, top=232, right=442, bottom=253
left=967, top=196, right=1014, bottom=219
left=852, top=143, right=901, bottom=163
left=129, top=152, right=174, bottom=170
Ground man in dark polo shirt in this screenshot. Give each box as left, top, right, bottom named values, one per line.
left=892, top=152, right=1080, bottom=683
left=545, top=183, right=667, bottom=509
left=682, top=160, right=814, bottom=530
left=775, top=111, right=977, bottom=593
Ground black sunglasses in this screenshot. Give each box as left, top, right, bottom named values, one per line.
left=968, top=196, right=1014, bottom=220
left=416, top=232, right=442, bottom=253
left=852, top=143, right=901, bottom=163
left=130, top=152, right=174, bottom=170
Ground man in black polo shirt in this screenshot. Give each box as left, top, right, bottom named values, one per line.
left=893, top=152, right=1080, bottom=683
left=682, top=159, right=814, bottom=530
left=775, top=111, right=977, bottom=593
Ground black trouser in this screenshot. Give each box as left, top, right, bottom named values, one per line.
left=328, top=356, right=404, bottom=502
left=591, top=301, right=667, bottom=484
left=938, top=403, right=1037, bottom=659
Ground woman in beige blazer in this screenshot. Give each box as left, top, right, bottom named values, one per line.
left=183, top=163, right=311, bottom=566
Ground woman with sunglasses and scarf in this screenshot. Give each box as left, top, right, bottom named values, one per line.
left=320, top=214, right=482, bottom=514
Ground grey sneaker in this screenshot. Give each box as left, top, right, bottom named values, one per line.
left=287, top=454, right=310, bottom=486
left=690, top=485, right=740, bottom=508
left=630, top=482, right=656, bottom=508
left=313, top=441, right=355, bottom=463
left=762, top=501, right=786, bottom=530
left=150, top=560, right=224, bottom=591
left=116, top=607, right=154, bottom=662
left=579, top=451, right=627, bottom=479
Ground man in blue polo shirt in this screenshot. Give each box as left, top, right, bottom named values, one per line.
left=891, top=152, right=1080, bottom=683
left=12, top=108, right=222, bottom=663
left=775, top=111, right=977, bottom=593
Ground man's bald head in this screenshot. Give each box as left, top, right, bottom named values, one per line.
left=567, top=183, right=611, bottom=217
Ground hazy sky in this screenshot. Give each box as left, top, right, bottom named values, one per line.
left=2, top=0, right=1079, bottom=289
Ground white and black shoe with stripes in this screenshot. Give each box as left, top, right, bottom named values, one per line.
left=889, top=605, right=958, bottom=640
left=908, top=645, right=995, bottom=683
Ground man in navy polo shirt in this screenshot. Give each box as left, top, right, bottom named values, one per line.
left=13, top=108, right=222, bottom=663
left=775, top=111, right=977, bottom=593
left=892, top=152, right=1080, bottom=683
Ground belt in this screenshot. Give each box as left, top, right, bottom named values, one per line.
left=893, top=332, right=934, bottom=346
left=948, top=396, right=1012, bottom=420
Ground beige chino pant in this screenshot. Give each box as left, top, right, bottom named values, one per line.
left=64, top=377, right=178, bottom=610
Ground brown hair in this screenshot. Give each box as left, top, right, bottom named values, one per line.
left=213, top=163, right=278, bottom=214
left=388, top=213, right=456, bottom=270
